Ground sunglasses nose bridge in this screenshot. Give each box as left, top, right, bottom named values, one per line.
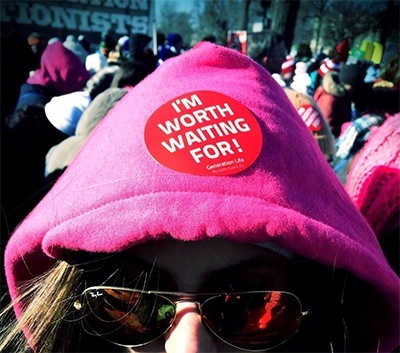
left=174, top=299, right=202, bottom=313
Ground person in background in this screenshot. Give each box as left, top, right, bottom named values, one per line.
left=283, top=87, right=336, bottom=162
left=1, top=42, right=398, bottom=353
left=157, top=32, right=184, bottom=66
left=280, top=55, right=296, bottom=86
left=63, top=34, right=89, bottom=64
left=78, top=34, right=92, bottom=54
left=44, top=60, right=155, bottom=185
left=293, top=42, right=312, bottom=63
left=314, top=70, right=352, bottom=138
left=27, top=32, right=46, bottom=70
left=335, top=38, right=350, bottom=65
left=368, top=53, right=400, bottom=116
left=290, top=61, right=312, bottom=95
left=130, top=33, right=158, bottom=71
left=308, top=53, right=341, bottom=96
left=85, top=31, right=116, bottom=76
left=254, top=31, right=288, bottom=75
left=339, top=62, right=370, bottom=119
left=2, top=41, right=90, bottom=234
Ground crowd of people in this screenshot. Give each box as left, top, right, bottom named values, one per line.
left=0, top=28, right=399, bottom=353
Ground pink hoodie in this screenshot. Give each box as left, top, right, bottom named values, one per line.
left=27, top=41, right=90, bottom=94
left=5, top=42, right=399, bottom=351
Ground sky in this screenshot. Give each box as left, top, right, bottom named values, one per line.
left=155, top=0, right=194, bottom=18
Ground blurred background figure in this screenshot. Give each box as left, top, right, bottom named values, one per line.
left=157, top=32, right=184, bottom=66
left=314, top=71, right=352, bottom=138
left=63, top=34, right=89, bottom=64
left=2, top=41, right=90, bottom=234
left=27, top=31, right=46, bottom=70
left=254, top=31, right=288, bottom=75
left=85, top=31, right=116, bottom=76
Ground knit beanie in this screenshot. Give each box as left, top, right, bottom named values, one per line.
left=63, top=34, right=88, bottom=64
left=283, top=87, right=336, bottom=160
left=5, top=42, right=399, bottom=352
left=318, top=58, right=341, bottom=77
left=167, top=33, right=183, bottom=47
left=281, top=55, right=295, bottom=75
left=346, top=114, right=400, bottom=241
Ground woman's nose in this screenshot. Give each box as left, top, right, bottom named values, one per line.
left=164, top=302, right=217, bottom=353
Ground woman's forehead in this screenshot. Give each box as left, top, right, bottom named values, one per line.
left=123, top=238, right=288, bottom=291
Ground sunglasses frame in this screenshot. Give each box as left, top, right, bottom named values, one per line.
left=74, top=286, right=309, bottom=351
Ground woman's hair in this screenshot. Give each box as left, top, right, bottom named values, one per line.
left=0, top=261, right=82, bottom=353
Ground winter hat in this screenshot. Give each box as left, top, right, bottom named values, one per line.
left=118, top=35, right=130, bottom=52
left=290, top=62, right=312, bottom=94
left=283, top=87, right=336, bottom=160
left=345, top=114, right=400, bottom=241
left=45, top=90, right=92, bottom=136
left=335, top=38, right=350, bottom=63
left=167, top=33, right=183, bottom=47
left=281, top=55, right=295, bottom=75
left=63, top=34, right=88, bottom=64
left=48, top=37, right=60, bottom=45
left=5, top=42, right=399, bottom=352
left=99, top=31, right=116, bottom=50
left=294, top=61, right=308, bottom=75
left=318, top=58, right=341, bottom=77
left=339, top=63, right=367, bottom=88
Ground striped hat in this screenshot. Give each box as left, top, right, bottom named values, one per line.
left=318, top=58, right=341, bottom=77
left=281, top=55, right=296, bottom=75
left=297, top=104, right=323, bottom=132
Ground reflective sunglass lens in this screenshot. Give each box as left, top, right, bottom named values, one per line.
left=82, top=288, right=175, bottom=346
left=201, top=292, right=302, bottom=350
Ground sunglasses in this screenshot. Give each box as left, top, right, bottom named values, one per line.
left=74, top=286, right=309, bottom=351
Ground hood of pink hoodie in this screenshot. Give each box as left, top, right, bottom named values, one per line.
left=5, top=42, right=399, bottom=351
left=27, top=41, right=90, bottom=94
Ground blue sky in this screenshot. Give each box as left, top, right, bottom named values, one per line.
left=155, top=0, right=193, bottom=17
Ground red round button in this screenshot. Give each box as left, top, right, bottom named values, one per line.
left=145, top=91, right=263, bottom=176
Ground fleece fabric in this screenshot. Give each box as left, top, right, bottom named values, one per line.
left=5, top=42, right=399, bottom=352
left=27, top=41, right=90, bottom=95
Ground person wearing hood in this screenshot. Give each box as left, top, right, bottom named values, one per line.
left=1, top=42, right=398, bottom=353
left=2, top=41, right=90, bottom=233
